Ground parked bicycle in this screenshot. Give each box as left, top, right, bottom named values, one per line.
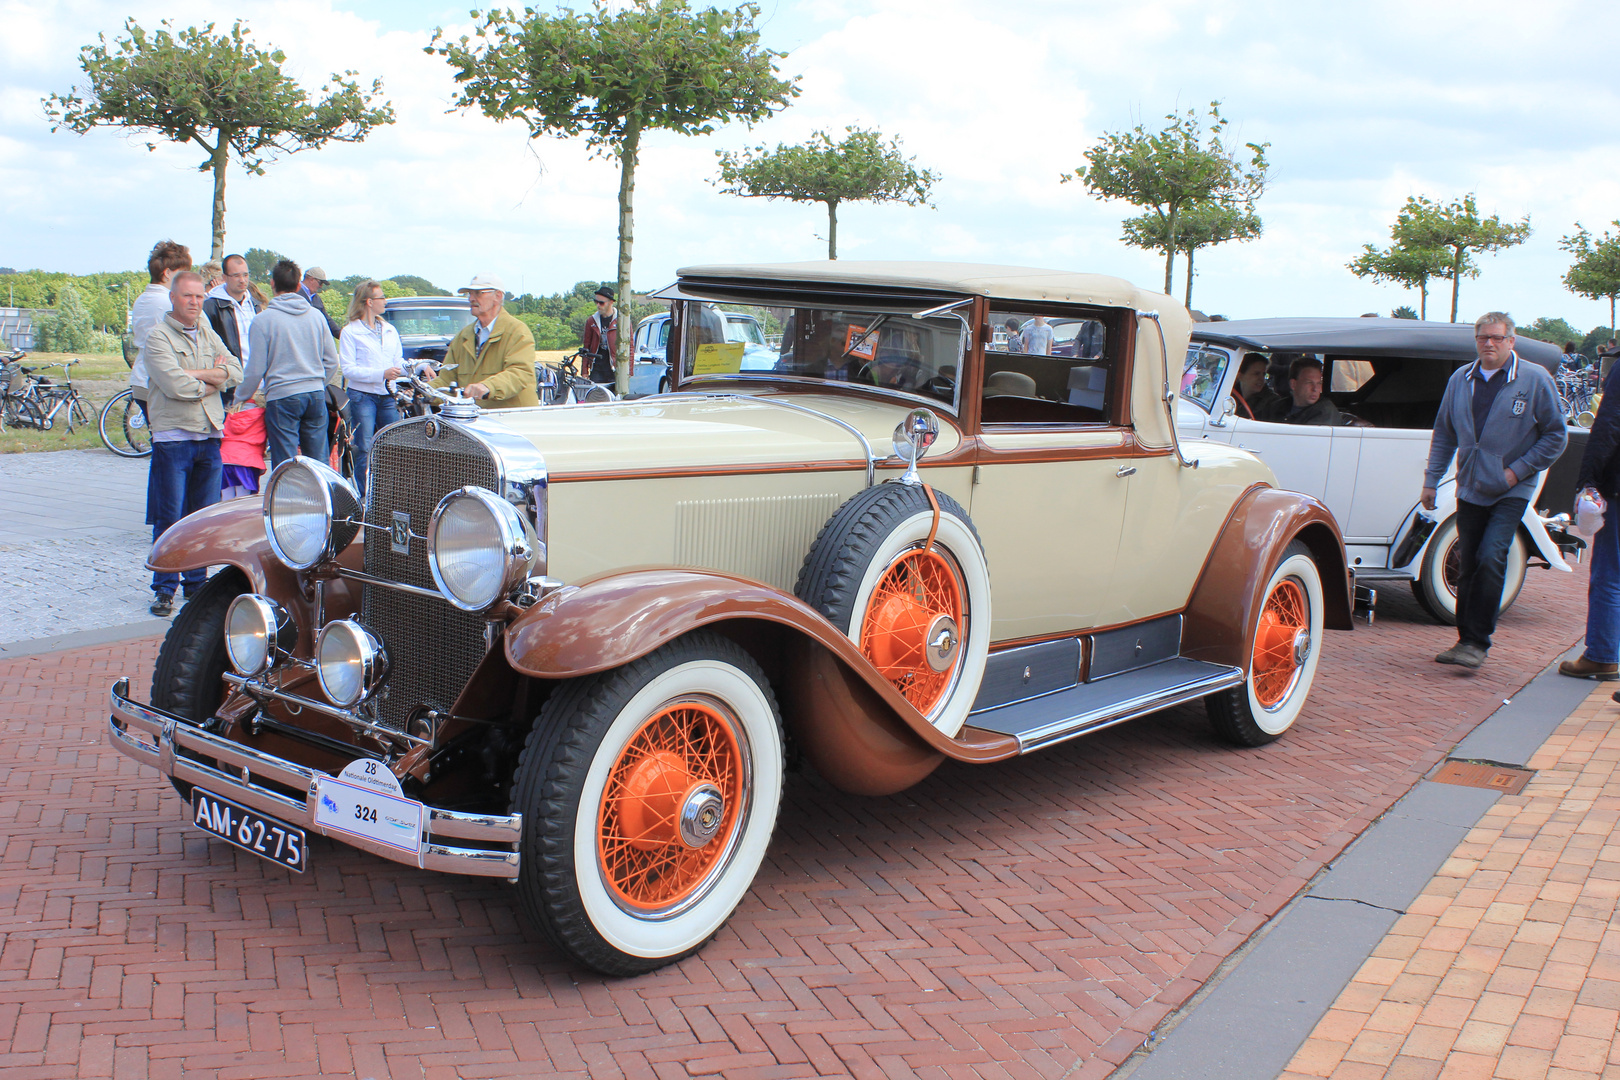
left=538, top=351, right=616, bottom=405
left=98, top=386, right=153, bottom=457
left=1, top=358, right=91, bottom=433
left=1558, top=365, right=1598, bottom=421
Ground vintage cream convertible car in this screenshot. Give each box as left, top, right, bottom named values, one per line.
left=109, top=262, right=1351, bottom=975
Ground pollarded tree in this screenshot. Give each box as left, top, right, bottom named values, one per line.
left=44, top=20, right=394, bottom=262
left=1347, top=241, right=1453, bottom=320
left=713, top=126, right=939, bottom=259
left=1394, top=194, right=1529, bottom=322
left=1561, top=222, right=1620, bottom=332
left=432, top=0, right=797, bottom=393
left=1063, top=103, right=1268, bottom=296
left=1121, top=199, right=1261, bottom=309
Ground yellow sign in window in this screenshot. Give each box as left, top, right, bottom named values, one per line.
left=693, top=342, right=746, bottom=374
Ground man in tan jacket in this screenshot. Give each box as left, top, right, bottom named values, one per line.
left=427, top=273, right=539, bottom=407
left=143, top=271, right=243, bottom=616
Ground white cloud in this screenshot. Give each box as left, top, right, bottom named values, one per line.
left=2, top=0, right=1618, bottom=330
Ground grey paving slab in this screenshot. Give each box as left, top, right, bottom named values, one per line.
left=1116, top=648, right=1589, bottom=1080
left=0, top=618, right=169, bottom=657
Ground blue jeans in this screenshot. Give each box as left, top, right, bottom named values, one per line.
left=264, top=391, right=328, bottom=470
left=346, top=389, right=398, bottom=496
left=1454, top=496, right=1529, bottom=649
left=1586, top=500, right=1620, bottom=663
left=146, top=439, right=222, bottom=597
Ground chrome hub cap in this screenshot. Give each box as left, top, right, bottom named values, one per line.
left=1293, top=628, right=1311, bottom=667
left=925, top=614, right=960, bottom=673
left=678, top=783, right=726, bottom=849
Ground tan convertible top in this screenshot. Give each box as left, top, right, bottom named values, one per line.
left=676, top=260, right=1172, bottom=309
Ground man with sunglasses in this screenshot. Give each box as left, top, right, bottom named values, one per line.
left=581, top=285, right=619, bottom=386
left=1422, top=312, right=1566, bottom=669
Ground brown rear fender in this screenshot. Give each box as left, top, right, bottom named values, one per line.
left=1182, top=485, right=1353, bottom=671
left=146, top=497, right=360, bottom=654
left=503, top=568, right=1020, bottom=794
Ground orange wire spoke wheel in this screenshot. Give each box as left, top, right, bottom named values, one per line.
left=597, top=700, right=747, bottom=914
left=1252, top=578, right=1310, bottom=709
left=860, top=547, right=965, bottom=714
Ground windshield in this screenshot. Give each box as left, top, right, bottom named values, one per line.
left=725, top=316, right=767, bottom=346
left=679, top=298, right=964, bottom=410
left=1182, top=345, right=1232, bottom=413
left=383, top=305, right=473, bottom=338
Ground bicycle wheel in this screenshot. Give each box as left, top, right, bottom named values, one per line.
left=99, top=389, right=152, bottom=457
left=66, top=393, right=91, bottom=432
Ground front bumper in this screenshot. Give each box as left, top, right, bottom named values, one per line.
left=107, top=678, right=521, bottom=879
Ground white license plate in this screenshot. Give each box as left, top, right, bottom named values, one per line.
left=313, top=776, right=424, bottom=859
left=192, top=789, right=307, bottom=872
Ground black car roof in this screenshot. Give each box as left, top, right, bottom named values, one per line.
left=1191, top=317, right=1561, bottom=374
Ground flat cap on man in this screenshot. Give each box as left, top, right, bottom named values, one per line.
left=459, top=273, right=505, bottom=295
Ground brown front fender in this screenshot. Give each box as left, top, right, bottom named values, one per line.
left=503, top=568, right=1018, bottom=795
left=146, top=497, right=360, bottom=654
left=1182, top=485, right=1353, bottom=670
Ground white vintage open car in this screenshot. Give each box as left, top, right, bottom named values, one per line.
left=110, top=263, right=1351, bottom=976
left=1177, top=318, right=1580, bottom=622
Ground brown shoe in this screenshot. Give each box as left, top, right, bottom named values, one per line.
left=1560, top=656, right=1620, bottom=681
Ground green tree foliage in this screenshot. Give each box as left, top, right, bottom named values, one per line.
left=1581, top=326, right=1617, bottom=358
left=1347, top=210, right=1453, bottom=320
left=515, top=313, right=577, bottom=351
left=1063, top=103, right=1268, bottom=296
left=1120, top=199, right=1261, bottom=308
left=1, top=270, right=146, bottom=332
left=1394, top=194, right=1530, bottom=322
left=389, top=274, right=449, bottom=297
left=44, top=20, right=394, bottom=261
left=714, top=126, right=938, bottom=259
left=1561, top=222, right=1620, bottom=332
left=1518, top=316, right=1584, bottom=350
left=1392, top=306, right=1419, bottom=320
left=32, top=285, right=96, bottom=352
left=243, top=247, right=287, bottom=282
left=431, top=0, right=797, bottom=392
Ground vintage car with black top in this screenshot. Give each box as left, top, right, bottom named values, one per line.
left=109, top=261, right=1352, bottom=975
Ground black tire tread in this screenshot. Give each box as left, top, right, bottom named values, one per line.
left=510, top=630, right=782, bottom=977
left=793, top=482, right=981, bottom=632
left=150, top=567, right=247, bottom=800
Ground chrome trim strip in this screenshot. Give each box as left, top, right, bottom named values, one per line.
left=1014, top=665, right=1245, bottom=753
left=107, top=679, right=522, bottom=878
left=658, top=392, right=879, bottom=487
left=1137, top=309, right=1198, bottom=470
left=336, top=565, right=448, bottom=602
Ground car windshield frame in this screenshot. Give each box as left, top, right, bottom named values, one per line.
left=383, top=304, right=474, bottom=339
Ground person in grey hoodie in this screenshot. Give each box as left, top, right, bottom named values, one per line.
left=241, top=259, right=343, bottom=468
left=1421, top=311, right=1567, bottom=669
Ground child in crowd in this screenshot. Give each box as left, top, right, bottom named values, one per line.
left=220, top=393, right=267, bottom=499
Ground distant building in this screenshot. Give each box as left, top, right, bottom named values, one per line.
left=0, top=308, right=38, bottom=350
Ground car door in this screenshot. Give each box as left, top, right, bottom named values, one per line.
left=628, top=318, right=668, bottom=395
left=1225, top=413, right=1333, bottom=496
left=1178, top=344, right=1238, bottom=446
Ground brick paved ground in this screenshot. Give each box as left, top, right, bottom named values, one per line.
left=0, top=564, right=1593, bottom=1079
left=1279, top=680, right=1620, bottom=1080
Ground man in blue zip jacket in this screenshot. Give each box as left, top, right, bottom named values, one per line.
left=1421, top=312, right=1567, bottom=669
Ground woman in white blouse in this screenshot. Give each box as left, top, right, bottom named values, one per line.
left=339, top=281, right=404, bottom=494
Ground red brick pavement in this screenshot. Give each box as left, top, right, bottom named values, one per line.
left=0, top=564, right=1593, bottom=1079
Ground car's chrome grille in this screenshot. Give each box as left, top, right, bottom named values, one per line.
left=363, top=418, right=499, bottom=731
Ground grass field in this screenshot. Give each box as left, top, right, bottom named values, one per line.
left=1, top=350, right=129, bottom=454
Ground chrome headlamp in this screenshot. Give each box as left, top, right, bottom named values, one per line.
left=263, top=456, right=362, bottom=571
left=316, top=619, right=389, bottom=708
left=427, top=486, right=540, bottom=612
left=224, top=594, right=297, bottom=677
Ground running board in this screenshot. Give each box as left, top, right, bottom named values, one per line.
left=966, top=657, right=1244, bottom=753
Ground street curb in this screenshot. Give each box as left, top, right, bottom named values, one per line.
left=0, top=619, right=169, bottom=658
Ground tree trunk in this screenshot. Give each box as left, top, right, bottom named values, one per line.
left=1419, top=276, right=1428, bottom=320
left=827, top=201, right=838, bottom=260
left=1449, top=248, right=1463, bottom=323
left=1184, top=246, right=1196, bottom=309
left=613, top=120, right=641, bottom=396
left=209, top=133, right=230, bottom=263
left=1162, top=206, right=1180, bottom=295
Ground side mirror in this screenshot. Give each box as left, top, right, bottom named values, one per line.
left=1212, top=394, right=1237, bottom=427
left=892, top=408, right=940, bottom=485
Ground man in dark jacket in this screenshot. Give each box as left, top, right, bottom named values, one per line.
left=1263, top=356, right=1344, bottom=425
left=1562, top=359, right=1620, bottom=681
left=580, top=285, right=620, bottom=385
left=202, top=253, right=257, bottom=362
left=1422, top=312, right=1567, bottom=669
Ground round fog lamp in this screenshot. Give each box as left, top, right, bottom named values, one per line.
left=427, top=487, right=539, bottom=611
left=263, top=456, right=361, bottom=570
left=316, top=620, right=389, bottom=708
left=224, top=594, right=297, bottom=676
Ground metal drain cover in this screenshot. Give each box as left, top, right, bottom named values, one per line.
left=1432, top=759, right=1534, bottom=795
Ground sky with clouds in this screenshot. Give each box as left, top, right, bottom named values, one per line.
left=3, top=0, right=1618, bottom=329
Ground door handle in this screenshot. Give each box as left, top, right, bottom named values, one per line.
left=1116, top=465, right=1137, bottom=478
left=1238, top=445, right=1263, bottom=455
